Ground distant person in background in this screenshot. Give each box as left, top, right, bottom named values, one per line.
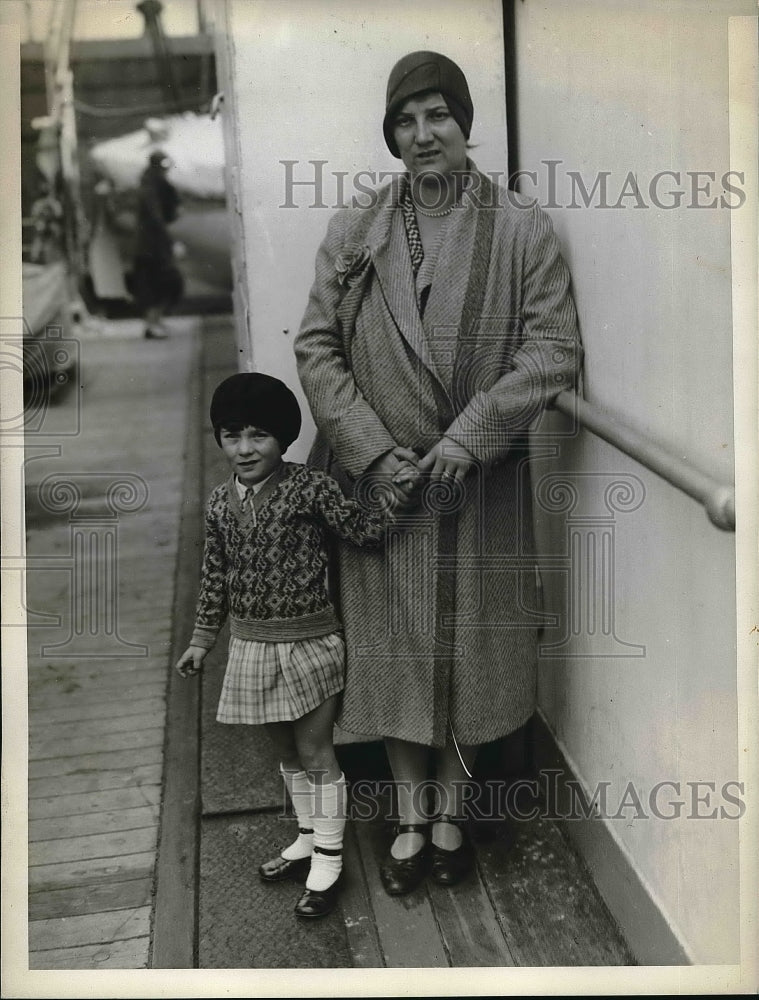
left=29, top=178, right=64, bottom=264
left=132, top=150, right=184, bottom=339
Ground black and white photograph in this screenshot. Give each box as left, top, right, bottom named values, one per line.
left=1, top=0, right=757, bottom=996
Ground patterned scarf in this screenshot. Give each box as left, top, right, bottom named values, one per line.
left=399, top=181, right=425, bottom=277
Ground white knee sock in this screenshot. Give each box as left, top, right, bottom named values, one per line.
left=306, top=773, right=347, bottom=892
left=280, top=766, right=314, bottom=861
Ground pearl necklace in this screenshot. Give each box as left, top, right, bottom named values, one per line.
left=414, top=202, right=456, bottom=218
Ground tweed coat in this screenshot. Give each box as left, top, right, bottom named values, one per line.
left=295, top=168, right=582, bottom=748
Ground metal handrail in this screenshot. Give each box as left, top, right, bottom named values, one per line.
left=552, top=390, right=736, bottom=532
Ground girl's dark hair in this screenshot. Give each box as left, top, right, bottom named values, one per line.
left=210, top=373, right=301, bottom=450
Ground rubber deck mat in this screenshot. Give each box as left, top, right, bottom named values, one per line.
left=199, top=811, right=352, bottom=969
left=200, top=625, right=283, bottom=815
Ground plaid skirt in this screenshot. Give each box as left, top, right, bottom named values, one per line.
left=216, top=631, right=345, bottom=724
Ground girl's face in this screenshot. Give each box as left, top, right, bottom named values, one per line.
left=219, top=425, right=282, bottom=487
left=392, top=91, right=468, bottom=181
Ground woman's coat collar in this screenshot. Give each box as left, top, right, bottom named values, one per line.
left=365, top=166, right=483, bottom=387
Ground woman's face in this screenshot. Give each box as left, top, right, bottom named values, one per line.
left=391, top=91, right=468, bottom=180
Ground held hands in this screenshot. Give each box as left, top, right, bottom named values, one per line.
left=366, top=438, right=476, bottom=512
left=366, top=447, right=422, bottom=512
left=175, top=645, right=207, bottom=678
left=366, top=446, right=419, bottom=479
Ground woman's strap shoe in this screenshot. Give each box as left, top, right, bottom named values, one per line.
left=258, top=854, right=311, bottom=882
left=379, top=824, right=430, bottom=895
left=393, top=822, right=429, bottom=835
left=294, top=871, right=343, bottom=918
left=430, top=818, right=475, bottom=886
left=379, top=850, right=429, bottom=895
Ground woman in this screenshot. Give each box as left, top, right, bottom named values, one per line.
left=295, top=51, right=582, bottom=894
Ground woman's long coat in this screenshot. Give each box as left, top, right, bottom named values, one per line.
left=295, top=168, right=582, bottom=748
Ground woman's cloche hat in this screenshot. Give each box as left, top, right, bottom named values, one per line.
left=383, top=50, right=473, bottom=158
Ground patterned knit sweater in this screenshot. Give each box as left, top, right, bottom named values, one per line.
left=190, top=462, right=389, bottom=649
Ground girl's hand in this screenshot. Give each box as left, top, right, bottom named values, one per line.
left=366, top=446, right=418, bottom=479
left=392, top=461, right=422, bottom=490
left=365, top=447, right=422, bottom=510
left=418, top=436, right=476, bottom=483
left=391, top=446, right=420, bottom=467
left=176, top=645, right=207, bottom=677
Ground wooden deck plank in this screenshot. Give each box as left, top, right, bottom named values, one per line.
left=28, top=572, right=170, bottom=592
left=340, top=822, right=385, bottom=968
left=27, top=679, right=159, bottom=702
left=107, top=605, right=174, bottom=626
left=30, top=827, right=157, bottom=866
left=28, top=670, right=167, bottom=700
left=28, top=682, right=167, bottom=712
left=427, top=871, right=516, bottom=967
left=29, top=742, right=164, bottom=777
left=29, top=877, right=153, bottom=921
left=353, top=820, right=448, bottom=968
left=28, top=935, right=150, bottom=969
left=29, top=852, right=155, bottom=891
left=476, top=817, right=635, bottom=967
left=29, top=906, right=151, bottom=951
left=30, top=712, right=166, bottom=744
left=31, top=696, right=166, bottom=725
left=29, top=764, right=163, bottom=798
left=28, top=659, right=166, bottom=681
left=29, top=785, right=161, bottom=819
left=119, top=531, right=179, bottom=548
left=104, top=609, right=172, bottom=627
left=118, top=532, right=183, bottom=550
left=30, top=805, right=160, bottom=842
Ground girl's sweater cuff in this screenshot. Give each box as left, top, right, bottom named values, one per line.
left=190, top=626, right=218, bottom=650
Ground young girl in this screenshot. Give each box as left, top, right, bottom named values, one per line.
left=176, top=372, right=396, bottom=919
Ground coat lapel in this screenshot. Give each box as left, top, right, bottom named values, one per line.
left=422, top=194, right=478, bottom=354
left=359, top=169, right=490, bottom=391
left=363, top=179, right=446, bottom=385
left=373, top=211, right=444, bottom=378
left=417, top=195, right=479, bottom=399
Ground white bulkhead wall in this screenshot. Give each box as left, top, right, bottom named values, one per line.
left=515, top=0, right=754, bottom=966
